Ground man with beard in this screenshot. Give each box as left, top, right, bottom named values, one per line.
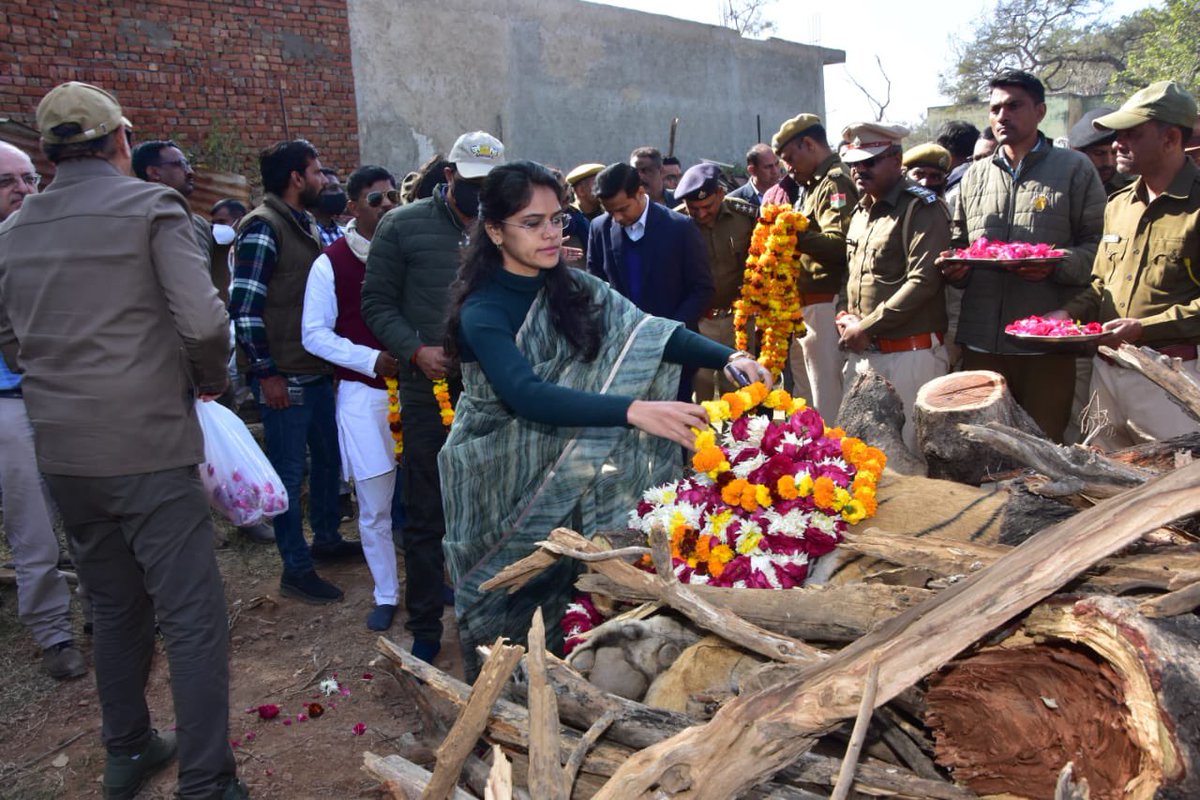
left=1069, top=107, right=1133, bottom=196
left=363, top=131, right=505, bottom=664
left=231, top=140, right=362, bottom=605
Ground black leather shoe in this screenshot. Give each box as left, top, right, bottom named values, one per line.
left=279, top=570, right=344, bottom=604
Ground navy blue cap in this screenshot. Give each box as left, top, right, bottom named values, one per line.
left=675, top=163, right=722, bottom=202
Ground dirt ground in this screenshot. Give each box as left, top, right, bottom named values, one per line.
left=0, top=511, right=464, bottom=800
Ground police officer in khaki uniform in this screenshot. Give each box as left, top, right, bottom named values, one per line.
left=1059, top=81, right=1200, bottom=449
left=902, top=143, right=952, bottom=196
left=836, top=123, right=950, bottom=451
left=766, top=114, right=858, bottom=419
left=674, top=163, right=758, bottom=399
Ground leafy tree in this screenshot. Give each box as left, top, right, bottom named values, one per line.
left=718, top=0, right=776, bottom=37
left=1109, top=0, right=1200, bottom=97
left=940, top=0, right=1136, bottom=102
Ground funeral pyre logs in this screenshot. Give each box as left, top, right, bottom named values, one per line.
left=360, top=372, right=1200, bottom=799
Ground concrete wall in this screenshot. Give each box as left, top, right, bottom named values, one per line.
left=347, top=0, right=843, bottom=176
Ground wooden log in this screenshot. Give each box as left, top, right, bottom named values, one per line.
left=421, top=638, right=525, bottom=800
left=376, top=637, right=633, bottom=779
left=574, top=575, right=931, bottom=643
left=533, top=654, right=974, bottom=800
left=1099, top=342, right=1200, bottom=423
left=958, top=422, right=1151, bottom=498
left=835, top=363, right=925, bottom=475
left=1139, top=579, right=1200, bottom=617
left=925, top=595, right=1200, bottom=800
left=526, top=609, right=568, bottom=800
left=589, top=460, right=1200, bottom=799
left=915, top=370, right=1047, bottom=485
left=363, top=752, right=476, bottom=800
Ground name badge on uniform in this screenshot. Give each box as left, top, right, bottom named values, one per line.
left=831, top=192, right=847, bottom=210
left=1102, top=233, right=1121, bottom=243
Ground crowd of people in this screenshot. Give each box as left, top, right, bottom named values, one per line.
left=0, top=67, right=1198, bottom=798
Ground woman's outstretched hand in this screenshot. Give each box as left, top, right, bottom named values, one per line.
left=627, top=400, right=710, bottom=450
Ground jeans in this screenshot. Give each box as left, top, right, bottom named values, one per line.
left=254, top=375, right=343, bottom=576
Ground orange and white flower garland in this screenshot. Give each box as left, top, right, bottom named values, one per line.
left=631, top=383, right=885, bottom=588
left=732, top=205, right=810, bottom=376
left=384, top=377, right=454, bottom=466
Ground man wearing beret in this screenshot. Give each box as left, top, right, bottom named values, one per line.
left=567, top=163, right=605, bottom=221
left=675, top=163, right=759, bottom=399
left=903, top=143, right=951, bottom=196
left=836, top=123, right=950, bottom=451
left=1069, top=107, right=1133, bottom=196
left=761, top=113, right=858, bottom=419
left=0, top=82, right=246, bottom=799
left=1057, top=81, right=1200, bottom=448
left=939, top=69, right=1106, bottom=442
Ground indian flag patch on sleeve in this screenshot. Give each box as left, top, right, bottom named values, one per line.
left=830, top=193, right=847, bottom=210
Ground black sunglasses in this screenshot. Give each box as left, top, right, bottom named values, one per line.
left=365, top=189, right=401, bottom=207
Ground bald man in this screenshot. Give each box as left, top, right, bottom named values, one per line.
left=0, top=141, right=86, bottom=680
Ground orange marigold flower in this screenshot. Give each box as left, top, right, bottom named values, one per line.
left=692, top=446, right=728, bottom=474
left=776, top=474, right=799, bottom=500
left=721, top=478, right=748, bottom=507
left=812, top=476, right=837, bottom=510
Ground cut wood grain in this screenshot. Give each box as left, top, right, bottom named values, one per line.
left=363, top=752, right=475, bottom=800
left=527, top=609, right=568, bottom=800
left=1099, top=343, right=1200, bottom=423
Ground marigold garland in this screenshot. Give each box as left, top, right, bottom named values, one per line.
left=631, top=382, right=885, bottom=589
left=384, top=377, right=403, bottom=464
left=733, top=205, right=810, bottom=376
left=433, top=377, right=454, bottom=428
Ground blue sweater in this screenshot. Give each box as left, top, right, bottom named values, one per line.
left=458, top=269, right=731, bottom=427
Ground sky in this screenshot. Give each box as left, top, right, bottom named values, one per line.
left=589, top=0, right=1161, bottom=140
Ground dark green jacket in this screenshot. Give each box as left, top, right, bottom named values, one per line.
left=363, top=187, right=466, bottom=373
left=951, top=135, right=1106, bottom=353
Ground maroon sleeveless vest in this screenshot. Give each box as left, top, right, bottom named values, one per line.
left=328, top=237, right=387, bottom=390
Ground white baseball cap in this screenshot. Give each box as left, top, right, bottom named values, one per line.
left=448, top=131, right=505, bottom=179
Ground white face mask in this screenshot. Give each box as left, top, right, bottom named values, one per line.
left=212, top=224, right=236, bottom=246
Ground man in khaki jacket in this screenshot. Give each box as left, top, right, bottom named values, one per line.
left=836, top=123, right=950, bottom=451
left=1059, top=81, right=1200, bottom=448
left=0, top=82, right=245, bottom=800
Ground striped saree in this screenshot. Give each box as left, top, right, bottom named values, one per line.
left=439, top=271, right=681, bottom=673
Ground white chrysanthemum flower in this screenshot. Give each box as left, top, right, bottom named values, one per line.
left=319, top=677, right=340, bottom=696
left=781, top=431, right=810, bottom=448
left=643, top=482, right=681, bottom=506
left=744, top=415, right=770, bottom=447
left=731, top=452, right=767, bottom=479
left=807, top=511, right=840, bottom=534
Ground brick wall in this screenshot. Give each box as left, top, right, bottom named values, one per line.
left=0, top=0, right=359, bottom=194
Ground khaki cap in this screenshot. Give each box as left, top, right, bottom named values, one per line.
left=1094, top=81, right=1198, bottom=132
left=840, top=122, right=909, bottom=164
left=37, top=81, right=129, bottom=144
left=565, top=163, right=604, bottom=186
left=771, top=113, right=822, bottom=153
left=902, top=143, right=951, bottom=171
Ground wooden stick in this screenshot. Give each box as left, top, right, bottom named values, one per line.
left=1100, top=343, right=1200, bottom=423
left=958, top=422, right=1150, bottom=497
left=1139, top=579, right=1200, bottom=618
left=830, top=661, right=880, bottom=800
left=647, top=527, right=824, bottom=664
left=537, top=541, right=650, bottom=562
left=563, top=710, right=617, bottom=790
left=526, top=609, right=568, bottom=800
left=421, top=638, right=525, bottom=800
left=590, top=460, right=1200, bottom=799
left=363, top=752, right=476, bottom=800
left=484, top=745, right=513, bottom=800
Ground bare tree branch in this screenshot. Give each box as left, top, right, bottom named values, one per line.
left=845, top=56, right=893, bottom=122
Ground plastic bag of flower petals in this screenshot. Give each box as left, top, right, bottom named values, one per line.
left=195, top=400, right=289, bottom=526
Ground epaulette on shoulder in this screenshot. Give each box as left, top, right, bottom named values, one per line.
left=724, top=197, right=758, bottom=218
left=826, top=165, right=845, bottom=180
left=904, top=184, right=939, bottom=204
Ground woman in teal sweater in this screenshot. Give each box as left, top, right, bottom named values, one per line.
left=439, top=160, right=769, bottom=676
